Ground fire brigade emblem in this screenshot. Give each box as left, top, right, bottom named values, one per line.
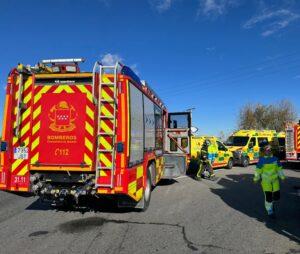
left=48, top=101, right=77, bottom=132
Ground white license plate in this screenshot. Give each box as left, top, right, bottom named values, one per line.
left=13, top=147, right=29, bottom=160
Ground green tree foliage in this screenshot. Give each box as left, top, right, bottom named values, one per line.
left=238, top=100, right=297, bottom=132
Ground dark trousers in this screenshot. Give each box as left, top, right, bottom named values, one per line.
left=265, top=191, right=280, bottom=202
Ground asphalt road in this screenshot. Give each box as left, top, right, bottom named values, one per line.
left=0, top=165, right=299, bottom=254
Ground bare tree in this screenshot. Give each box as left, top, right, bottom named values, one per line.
left=238, top=100, right=297, bottom=131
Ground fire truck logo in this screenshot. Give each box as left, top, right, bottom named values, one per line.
left=48, top=101, right=77, bottom=132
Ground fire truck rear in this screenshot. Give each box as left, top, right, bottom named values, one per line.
left=0, top=58, right=191, bottom=210
left=286, top=121, right=300, bottom=162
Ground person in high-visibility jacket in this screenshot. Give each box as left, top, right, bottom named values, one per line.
left=253, top=145, right=285, bottom=217
left=196, top=140, right=216, bottom=179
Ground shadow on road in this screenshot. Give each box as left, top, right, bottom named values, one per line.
left=156, top=179, right=178, bottom=186
left=26, top=196, right=141, bottom=214
left=210, top=173, right=300, bottom=243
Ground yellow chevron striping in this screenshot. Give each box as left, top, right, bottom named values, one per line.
left=99, top=153, right=112, bottom=167
left=137, top=166, right=144, bottom=179
left=77, top=85, right=93, bottom=102
left=13, top=121, right=30, bottom=145
left=23, top=137, right=30, bottom=147
left=101, top=105, right=113, bottom=117
left=102, top=76, right=112, bottom=84
left=33, top=106, right=41, bottom=120
left=100, top=120, right=113, bottom=134
left=32, top=121, right=40, bottom=135
left=62, top=85, right=74, bottom=93
left=21, top=106, right=31, bottom=122
left=53, top=85, right=74, bottom=94
left=24, top=92, right=32, bottom=104
left=128, top=181, right=137, bottom=192
left=31, top=137, right=40, bottom=151
left=86, top=105, right=94, bottom=120
left=85, top=138, right=93, bottom=152
left=85, top=121, right=94, bottom=136
left=136, top=188, right=143, bottom=200
left=20, top=121, right=30, bottom=137
left=24, top=77, right=32, bottom=90
left=12, top=159, right=23, bottom=172
left=31, top=152, right=39, bottom=164
left=84, top=153, right=92, bottom=165
left=34, top=86, right=51, bottom=104
left=100, top=170, right=108, bottom=177
left=101, top=89, right=113, bottom=101
left=99, top=136, right=112, bottom=150
left=53, top=86, right=65, bottom=94
left=17, top=165, right=28, bottom=176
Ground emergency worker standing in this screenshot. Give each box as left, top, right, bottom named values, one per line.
left=196, top=139, right=216, bottom=180
left=253, top=145, right=285, bottom=218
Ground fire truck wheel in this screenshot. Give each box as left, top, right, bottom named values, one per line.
left=149, top=162, right=156, bottom=188
left=226, top=158, right=233, bottom=169
left=241, top=157, right=249, bottom=167
left=138, top=169, right=152, bottom=212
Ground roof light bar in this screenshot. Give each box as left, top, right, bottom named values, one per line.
left=41, top=58, right=85, bottom=64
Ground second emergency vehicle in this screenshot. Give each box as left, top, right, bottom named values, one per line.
left=191, top=136, right=234, bottom=169
left=226, top=130, right=281, bottom=167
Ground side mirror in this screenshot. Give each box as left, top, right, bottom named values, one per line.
left=0, top=141, right=7, bottom=152
left=191, top=126, right=198, bottom=134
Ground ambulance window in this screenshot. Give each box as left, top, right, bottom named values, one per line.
left=129, top=83, right=144, bottom=166
left=217, top=141, right=226, bottom=151
left=249, top=137, right=256, bottom=146
left=258, top=137, right=269, bottom=147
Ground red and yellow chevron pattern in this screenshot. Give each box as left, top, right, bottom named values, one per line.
left=11, top=76, right=34, bottom=187
left=97, top=75, right=116, bottom=185
left=128, top=165, right=144, bottom=201
left=30, top=84, right=95, bottom=171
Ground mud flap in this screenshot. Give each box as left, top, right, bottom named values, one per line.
left=162, top=154, right=186, bottom=179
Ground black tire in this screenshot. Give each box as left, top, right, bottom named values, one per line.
left=227, top=158, right=233, bottom=169
left=138, top=169, right=152, bottom=212
left=149, top=163, right=156, bottom=188
left=241, top=157, right=249, bottom=167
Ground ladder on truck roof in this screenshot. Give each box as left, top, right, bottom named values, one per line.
left=93, top=61, right=120, bottom=188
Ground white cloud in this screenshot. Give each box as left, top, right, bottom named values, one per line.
left=101, top=53, right=123, bottom=66
left=100, top=53, right=139, bottom=74
left=149, top=0, right=172, bottom=13
left=243, top=9, right=300, bottom=37
left=198, top=0, right=239, bottom=17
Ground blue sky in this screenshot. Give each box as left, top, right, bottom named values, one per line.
left=0, top=0, right=299, bottom=137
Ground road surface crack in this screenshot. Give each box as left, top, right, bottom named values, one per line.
left=59, top=217, right=235, bottom=252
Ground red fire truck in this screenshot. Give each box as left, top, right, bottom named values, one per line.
left=0, top=58, right=191, bottom=210
left=286, top=121, right=300, bottom=162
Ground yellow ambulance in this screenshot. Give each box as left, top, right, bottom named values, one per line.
left=225, top=130, right=278, bottom=167
left=191, top=136, right=234, bottom=169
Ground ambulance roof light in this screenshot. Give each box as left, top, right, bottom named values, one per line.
left=41, top=58, right=85, bottom=64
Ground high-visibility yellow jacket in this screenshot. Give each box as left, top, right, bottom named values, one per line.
left=253, top=156, right=285, bottom=192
